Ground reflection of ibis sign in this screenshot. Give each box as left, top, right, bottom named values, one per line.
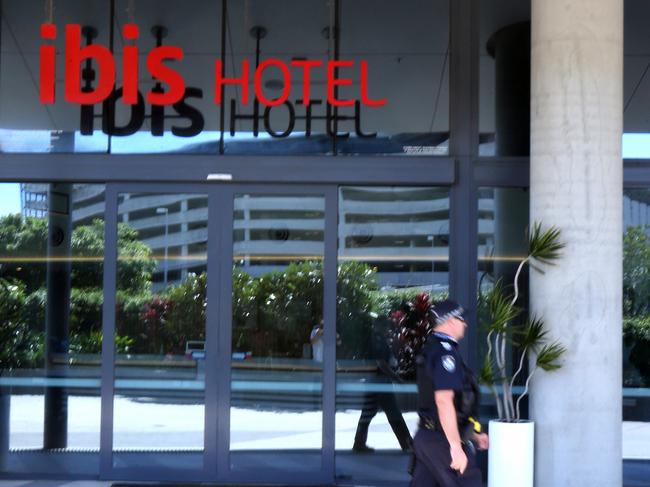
left=39, top=23, right=385, bottom=138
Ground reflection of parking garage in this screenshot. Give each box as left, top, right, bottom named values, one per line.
left=22, top=184, right=455, bottom=290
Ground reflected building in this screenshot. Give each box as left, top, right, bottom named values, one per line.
left=21, top=184, right=459, bottom=291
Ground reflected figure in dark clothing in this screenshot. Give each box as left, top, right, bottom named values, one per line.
left=353, top=318, right=413, bottom=452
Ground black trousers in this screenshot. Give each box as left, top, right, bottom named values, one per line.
left=409, top=428, right=482, bottom=487
left=353, top=391, right=412, bottom=450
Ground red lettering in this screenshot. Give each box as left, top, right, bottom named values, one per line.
left=146, top=46, right=185, bottom=105
left=290, top=59, right=322, bottom=106
left=255, top=59, right=291, bottom=107
left=122, top=24, right=139, bottom=105
left=39, top=24, right=56, bottom=104
left=64, top=24, right=115, bottom=104
left=215, top=59, right=249, bottom=105
left=327, top=60, right=354, bottom=107
left=360, top=61, right=386, bottom=107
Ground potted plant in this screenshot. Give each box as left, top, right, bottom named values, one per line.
left=478, top=223, right=567, bottom=487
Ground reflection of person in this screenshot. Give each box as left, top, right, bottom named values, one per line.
left=410, top=300, right=488, bottom=487
left=353, top=317, right=412, bottom=452
left=310, top=322, right=324, bottom=362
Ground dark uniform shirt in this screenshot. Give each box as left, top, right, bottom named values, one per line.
left=416, top=332, right=478, bottom=435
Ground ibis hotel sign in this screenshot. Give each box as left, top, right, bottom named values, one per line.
left=39, top=23, right=386, bottom=138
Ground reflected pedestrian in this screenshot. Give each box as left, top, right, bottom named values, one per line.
left=353, top=317, right=412, bottom=452
left=310, top=320, right=324, bottom=362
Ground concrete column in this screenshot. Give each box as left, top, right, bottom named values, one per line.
left=530, top=1, right=622, bottom=486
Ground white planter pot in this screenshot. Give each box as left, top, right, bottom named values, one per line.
left=488, top=420, right=534, bottom=487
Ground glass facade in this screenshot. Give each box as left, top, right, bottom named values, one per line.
left=624, top=1, right=650, bottom=158
left=623, top=189, right=650, bottom=458
left=479, top=0, right=530, bottom=156
left=229, top=193, right=325, bottom=473
left=0, top=183, right=105, bottom=475
left=0, top=0, right=648, bottom=484
left=335, top=186, right=449, bottom=484
left=0, top=0, right=449, bottom=156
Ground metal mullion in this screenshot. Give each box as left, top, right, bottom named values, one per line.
left=0, top=154, right=456, bottom=185
left=321, top=185, right=338, bottom=482
left=624, top=160, right=650, bottom=187
left=449, top=0, right=479, bottom=157
left=216, top=185, right=234, bottom=480
left=449, top=0, right=480, bottom=367
left=203, top=186, right=222, bottom=480
left=99, top=185, right=118, bottom=478
left=102, top=183, right=213, bottom=480
left=218, top=184, right=333, bottom=485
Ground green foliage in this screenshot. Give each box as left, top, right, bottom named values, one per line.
left=482, top=279, right=520, bottom=336
left=231, top=261, right=378, bottom=359
left=535, top=342, right=566, bottom=372
left=0, top=216, right=155, bottom=294
left=516, top=316, right=548, bottom=350
left=624, top=315, right=650, bottom=385
left=164, top=273, right=207, bottom=354
left=116, top=222, right=157, bottom=293
left=479, top=222, right=566, bottom=421
left=69, top=330, right=134, bottom=354
left=114, top=292, right=158, bottom=353
left=0, top=279, right=38, bottom=370
left=623, top=226, right=650, bottom=316
left=528, top=223, right=565, bottom=266
left=0, top=214, right=406, bottom=363
left=336, top=262, right=378, bottom=359
left=622, top=226, right=650, bottom=386
left=478, top=354, right=497, bottom=388
left=0, top=215, right=48, bottom=292
left=373, top=287, right=447, bottom=317
left=105, top=261, right=378, bottom=359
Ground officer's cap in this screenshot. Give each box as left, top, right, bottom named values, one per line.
left=430, top=299, right=465, bottom=326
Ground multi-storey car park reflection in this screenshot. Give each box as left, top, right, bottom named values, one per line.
left=21, top=184, right=453, bottom=291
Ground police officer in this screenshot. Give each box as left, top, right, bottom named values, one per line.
left=410, top=299, right=489, bottom=487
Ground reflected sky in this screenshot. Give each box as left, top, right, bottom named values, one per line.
left=0, top=183, right=20, bottom=216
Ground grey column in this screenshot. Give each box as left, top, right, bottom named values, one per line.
left=530, top=1, right=622, bottom=486
left=44, top=183, right=73, bottom=449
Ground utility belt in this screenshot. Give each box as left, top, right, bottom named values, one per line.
left=418, top=415, right=481, bottom=439
left=418, top=415, right=442, bottom=431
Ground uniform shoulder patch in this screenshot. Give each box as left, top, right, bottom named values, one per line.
left=441, top=354, right=456, bottom=372
left=441, top=341, right=453, bottom=351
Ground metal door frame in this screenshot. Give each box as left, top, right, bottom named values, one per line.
left=216, top=184, right=337, bottom=486
left=100, top=182, right=338, bottom=485
left=100, top=183, right=221, bottom=482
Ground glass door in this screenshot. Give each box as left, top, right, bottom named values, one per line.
left=100, top=184, right=216, bottom=482
left=217, top=185, right=337, bottom=485
left=100, top=183, right=337, bottom=484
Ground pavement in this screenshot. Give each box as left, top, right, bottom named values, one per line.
left=1, top=395, right=649, bottom=486
left=0, top=462, right=648, bottom=487
left=0, top=464, right=648, bottom=487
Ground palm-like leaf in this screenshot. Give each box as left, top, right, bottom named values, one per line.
left=515, top=316, right=549, bottom=350
left=528, top=223, right=564, bottom=265
left=536, top=342, right=567, bottom=371
left=486, top=280, right=520, bottom=334
left=478, top=354, right=496, bottom=386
